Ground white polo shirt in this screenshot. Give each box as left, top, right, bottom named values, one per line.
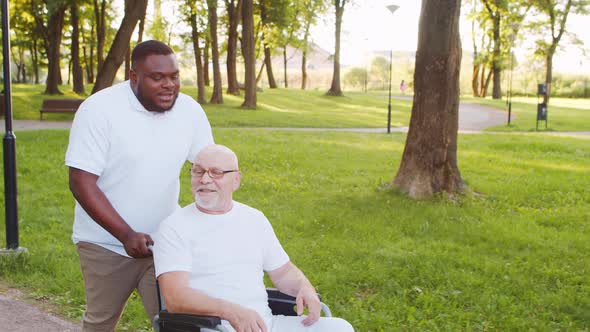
left=65, top=81, right=214, bottom=256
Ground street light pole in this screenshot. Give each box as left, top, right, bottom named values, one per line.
left=1, top=0, right=25, bottom=255
left=386, top=4, right=399, bottom=134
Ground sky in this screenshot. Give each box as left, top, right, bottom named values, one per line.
left=309, top=0, right=590, bottom=74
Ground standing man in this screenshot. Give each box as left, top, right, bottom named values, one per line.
left=65, top=40, right=214, bottom=331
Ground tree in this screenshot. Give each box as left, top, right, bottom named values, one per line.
left=530, top=0, right=588, bottom=104
left=298, top=0, right=329, bottom=90
left=370, top=56, right=390, bottom=89
left=147, top=0, right=169, bottom=43
left=481, top=0, right=503, bottom=99
left=32, top=0, right=68, bottom=94
left=225, top=0, right=241, bottom=95
left=207, top=0, right=224, bottom=104
left=343, top=67, right=367, bottom=89
left=242, top=0, right=257, bottom=108
left=71, top=1, right=85, bottom=94
left=93, top=0, right=110, bottom=73
left=326, top=0, right=350, bottom=96
left=92, top=0, right=148, bottom=93
left=184, top=0, right=207, bottom=104
left=393, top=0, right=465, bottom=199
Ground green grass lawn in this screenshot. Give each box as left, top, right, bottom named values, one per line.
left=462, top=95, right=590, bottom=132
left=0, top=129, right=588, bottom=331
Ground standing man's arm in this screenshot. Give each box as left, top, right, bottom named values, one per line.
left=268, top=261, right=322, bottom=326
left=69, top=168, right=153, bottom=258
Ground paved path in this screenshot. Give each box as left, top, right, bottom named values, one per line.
left=0, top=282, right=80, bottom=332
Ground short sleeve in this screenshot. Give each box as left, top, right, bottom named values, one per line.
left=153, top=219, right=192, bottom=277
left=260, top=213, right=290, bottom=272
left=187, top=103, right=214, bottom=163
left=65, top=105, right=110, bottom=175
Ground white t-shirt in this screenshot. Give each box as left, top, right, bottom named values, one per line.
left=65, top=81, right=213, bottom=256
left=154, top=202, right=290, bottom=323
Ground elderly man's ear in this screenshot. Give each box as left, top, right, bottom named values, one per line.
left=233, top=172, right=241, bottom=191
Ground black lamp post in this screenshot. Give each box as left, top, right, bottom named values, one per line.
left=386, top=4, right=399, bottom=134
left=1, top=0, right=25, bottom=255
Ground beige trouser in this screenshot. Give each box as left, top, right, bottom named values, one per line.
left=76, top=242, right=159, bottom=332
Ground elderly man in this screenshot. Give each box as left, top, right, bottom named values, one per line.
left=66, top=40, right=213, bottom=331
left=154, top=144, right=354, bottom=332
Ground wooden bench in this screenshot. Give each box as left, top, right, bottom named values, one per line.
left=40, top=99, right=85, bottom=120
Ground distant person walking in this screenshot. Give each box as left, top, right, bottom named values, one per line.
left=400, top=80, right=407, bottom=95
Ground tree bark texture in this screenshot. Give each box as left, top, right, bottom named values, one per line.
left=94, top=0, right=107, bottom=73
left=283, top=46, right=288, bottom=88
left=71, top=2, right=85, bottom=94
left=491, top=14, right=502, bottom=99
left=301, top=21, right=310, bottom=90
left=44, top=4, right=67, bottom=95
left=225, top=0, right=241, bottom=95
left=92, top=0, right=148, bottom=94
left=241, top=0, right=257, bottom=108
left=264, top=46, right=278, bottom=88
left=327, top=1, right=344, bottom=96
left=204, top=38, right=210, bottom=86
left=190, top=9, right=207, bottom=104
left=393, top=0, right=466, bottom=199
left=208, top=0, right=224, bottom=104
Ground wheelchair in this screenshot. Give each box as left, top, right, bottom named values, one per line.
left=154, top=282, right=332, bottom=332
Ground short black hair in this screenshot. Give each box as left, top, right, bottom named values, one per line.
left=131, top=40, right=174, bottom=69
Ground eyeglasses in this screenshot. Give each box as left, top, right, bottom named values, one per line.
left=190, top=167, right=239, bottom=179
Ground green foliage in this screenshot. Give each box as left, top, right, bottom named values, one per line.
left=0, top=130, right=589, bottom=331
left=343, top=67, right=368, bottom=88
left=370, top=56, right=390, bottom=89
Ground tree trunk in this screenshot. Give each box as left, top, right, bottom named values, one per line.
left=264, top=45, right=277, bottom=88
left=283, top=46, right=288, bottom=88
left=44, top=4, right=67, bottom=95
left=94, top=0, right=107, bottom=73
left=472, top=64, right=480, bottom=97
left=544, top=52, right=553, bottom=104
left=92, top=0, right=148, bottom=94
left=491, top=13, right=502, bottom=99
left=30, top=40, right=39, bottom=84
left=190, top=8, right=207, bottom=104
left=241, top=0, right=256, bottom=108
left=71, top=2, right=85, bottom=94
left=481, top=67, right=492, bottom=97
left=393, top=0, right=465, bottom=199
left=327, top=2, right=344, bottom=96
left=301, top=21, right=310, bottom=90
left=208, top=0, right=224, bottom=104
left=124, top=47, right=131, bottom=80
left=204, top=38, right=210, bottom=86
left=225, top=0, right=241, bottom=95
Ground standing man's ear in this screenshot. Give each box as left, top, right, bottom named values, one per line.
left=129, top=68, right=138, bottom=84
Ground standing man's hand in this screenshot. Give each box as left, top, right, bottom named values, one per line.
left=122, top=231, right=154, bottom=258
left=296, top=285, right=321, bottom=326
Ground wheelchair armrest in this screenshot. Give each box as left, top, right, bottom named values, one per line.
left=266, top=288, right=323, bottom=302
left=266, top=288, right=331, bottom=317
left=157, top=310, right=227, bottom=331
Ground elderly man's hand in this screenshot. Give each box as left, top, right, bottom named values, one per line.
left=122, top=231, right=153, bottom=258
left=296, top=285, right=321, bottom=326
left=222, top=302, right=268, bottom=332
